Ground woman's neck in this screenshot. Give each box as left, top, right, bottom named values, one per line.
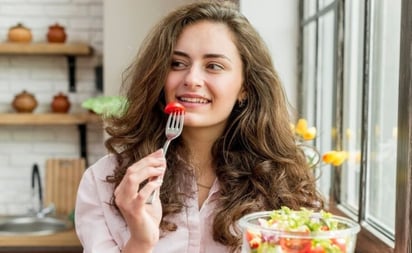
left=182, top=127, right=218, bottom=163
left=181, top=127, right=217, bottom=183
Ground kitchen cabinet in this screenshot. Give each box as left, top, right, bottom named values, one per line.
left=0, top=42, right=99, bottom=164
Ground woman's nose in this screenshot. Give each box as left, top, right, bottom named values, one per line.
left=184, top=65, right=204, bottom=88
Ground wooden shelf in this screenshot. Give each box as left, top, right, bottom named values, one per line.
left=0, top=43, right=98, bottom=164
left=0, top=113, right=102, bottom=165
left=0, top=42, right=94, bottom=91
left=0, top=42, right=92, bottom=56
left=0, top=113, right=101, bottom=125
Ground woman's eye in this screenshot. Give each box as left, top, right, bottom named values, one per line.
left=207, top=63, right=224, bottom=71
left=171, top=60, right=187, bottom=69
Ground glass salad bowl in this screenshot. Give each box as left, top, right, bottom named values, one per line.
left=238, top=207, right=360, bottom=253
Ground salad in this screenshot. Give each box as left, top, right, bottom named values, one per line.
left=241, top=207, right=358, bottom=253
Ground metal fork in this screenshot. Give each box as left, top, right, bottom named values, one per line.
left=162, top=111, right=184, bottom=155
left=145, top=111, right=184, bottom=204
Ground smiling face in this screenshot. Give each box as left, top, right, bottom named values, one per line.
left=164, top=20, right=245, bottom=136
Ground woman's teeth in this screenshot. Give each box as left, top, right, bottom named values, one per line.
left=179, top=97, right=209, bottom=104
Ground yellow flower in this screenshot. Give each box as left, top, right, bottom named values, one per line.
left=295, top=118, right=317, bottom=140
left=295, top=118, right=308, bottom=136
left=322, top=151, right=337, bottom=164
left=322, top=150, right=348, bottom=166
left=293, top=118, right=348, bottom=168
left=332, top=152, right=348, bottom=166
left=302, top=127, right=317, bottom=140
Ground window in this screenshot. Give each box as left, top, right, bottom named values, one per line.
left=298, top=0, right=411, bottom=252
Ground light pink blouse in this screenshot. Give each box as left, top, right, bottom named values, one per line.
left=75, top=155, right=230, bottom=253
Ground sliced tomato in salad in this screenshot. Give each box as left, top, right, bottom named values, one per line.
left=245, top=230, right=262, bottom=249
left=164, top=101, right=185, bottom=114
left=308, top=245, right=326, bottom=253
left=279, top=237, right=311, bottom=253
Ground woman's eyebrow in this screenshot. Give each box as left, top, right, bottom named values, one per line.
left=173, top=50, right=232, bottom=62
left=173, top=50, right=189, bottom=58
left=204, top=53, right=232, bottom=63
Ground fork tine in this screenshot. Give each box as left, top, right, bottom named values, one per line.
left=168, top=111, right=184, bottom=129
left=177, top=112, right=184, bottom=133
left=168, top=112, right=174, bottom=129
left=166, top=112, right=173, bottom=129
left=171, top=112, right=178, bottom=128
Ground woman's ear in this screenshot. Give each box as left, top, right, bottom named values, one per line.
left=237, top=89, right=247, bottom=103
left=237, top=89, right=247, bottom=108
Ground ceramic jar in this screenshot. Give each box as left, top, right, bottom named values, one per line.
left=12, top=90, right=38, bottom=113
left=8, top=23, right=32, bottom=43
left=47, top=23, right=67, bottom=43
left=51, top=92, right=71, bottom=113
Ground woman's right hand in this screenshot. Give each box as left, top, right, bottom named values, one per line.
left=114, top=149, right=166, bottom=252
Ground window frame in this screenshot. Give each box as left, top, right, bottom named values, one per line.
left=298, top=0, right=412, bottom=252
left=394, top=0, right=412, bottom=251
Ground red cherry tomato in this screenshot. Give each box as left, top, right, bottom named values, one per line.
left=279, top=237, right=311, bottom=253
left=164, top=102, right=185, bottom=114
left=246, top=230, right=260, bottom=241
left=245, top=230, right=262, bottom=249
left=320, top=225, right=329, bottom=231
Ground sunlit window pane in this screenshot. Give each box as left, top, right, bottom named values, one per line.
left=301, top=23, right=317, bottom=122
left=303, top=0, right=317, bottom=19
left=340, top=0, right=365, bottom=213
left=315, top=11, right=335, bottom=199
left=319, top=0, right=335, bottom=9
left=365, top=0, right=401, bottom=236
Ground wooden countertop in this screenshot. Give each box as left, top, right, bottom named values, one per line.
left=0, top=228, right=81, bottom=247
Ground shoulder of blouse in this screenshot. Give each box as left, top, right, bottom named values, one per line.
left=86, top=154, right=118, bottom=181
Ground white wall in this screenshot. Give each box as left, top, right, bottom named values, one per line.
left=241, top=0, right=299, bottom=108
left=103, top=0, right=194, bottom=95
left=103, top=0, right=300, bottom=110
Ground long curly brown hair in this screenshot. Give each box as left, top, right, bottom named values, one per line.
left=105, top=0, right=323, bottom=252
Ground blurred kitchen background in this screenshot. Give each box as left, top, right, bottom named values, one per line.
left=0, top=0, right=298, bottom=215
left=0, top=0, right=410, bottom=253
left=0, top=0, right=105, bottom=215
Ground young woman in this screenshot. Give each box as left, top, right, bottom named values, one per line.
left=75, top=1, right=323, bottom=253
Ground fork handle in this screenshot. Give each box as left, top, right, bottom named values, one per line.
left=146, top=189, right=157, bottom=204
left=145, top=139, right=171, bottom=204
left=162, top=139, right=172, bottom=155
